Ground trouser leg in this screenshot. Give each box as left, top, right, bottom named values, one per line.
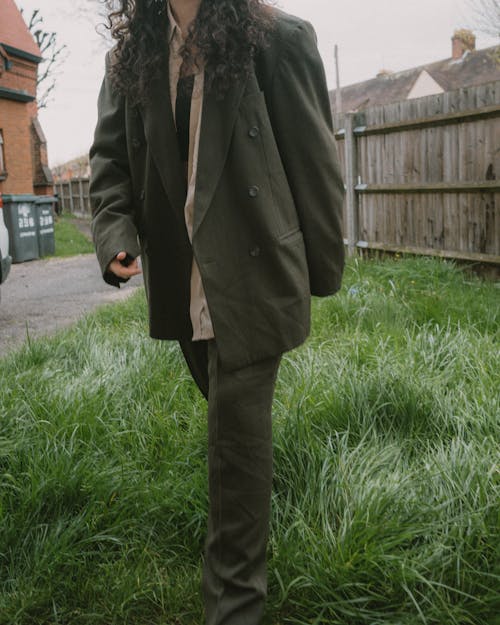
left=202, top=341, right=282, bottom=625
left=179, top=339, right=209, bottom=399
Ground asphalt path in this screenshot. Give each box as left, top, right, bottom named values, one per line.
left=0, top=254, right=143, bottom=354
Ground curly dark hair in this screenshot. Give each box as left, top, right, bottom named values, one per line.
left=104, top=0, right=276, bottom=105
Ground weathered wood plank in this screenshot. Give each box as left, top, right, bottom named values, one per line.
left=358, top=241, right=500, bottom=264
left=353, top=103, right=500, bottom=136
left=355, top=181, right=500, bottom=193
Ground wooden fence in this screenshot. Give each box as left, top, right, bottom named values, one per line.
left=55, top=80, right=499, bottom=264
left=54, top=177, right=91, bottom=216
left=334, top=80, right=500, bottom=263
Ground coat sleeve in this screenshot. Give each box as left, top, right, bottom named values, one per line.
left=267, top=20, right=345, bottom=297
left=89, top=52, right=141, bottom=287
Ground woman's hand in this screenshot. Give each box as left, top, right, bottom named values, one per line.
left=107, top=251, right=142, bottom=280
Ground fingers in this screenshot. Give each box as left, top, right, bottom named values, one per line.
left=108, top=252, right=142, bottom=279
left=109, top=258, right=142, bottom=279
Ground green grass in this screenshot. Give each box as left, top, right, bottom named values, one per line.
left=51, top=213, right=94, bottom=257
left=0, top=257, right=498, bottom=625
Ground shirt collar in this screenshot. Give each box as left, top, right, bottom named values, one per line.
left=167, top=2, right=182, bottom=45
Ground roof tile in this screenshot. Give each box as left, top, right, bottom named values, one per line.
left=0, top=0, right=41, bottom=58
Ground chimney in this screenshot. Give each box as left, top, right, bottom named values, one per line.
left=452, top=29, right=476, bottom=59
left=376, top=69, right=394, bottom=78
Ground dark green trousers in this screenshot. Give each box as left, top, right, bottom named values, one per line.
left=180, top=340, right=281, bottom=625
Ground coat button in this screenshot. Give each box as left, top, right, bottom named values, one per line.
left=132, top=138, right=141, bottom=149
left=249, top=246, right=261, bottom=257
left=248, top=185, right=259, bottom=198
left=248, top=126, right=260, bottom=138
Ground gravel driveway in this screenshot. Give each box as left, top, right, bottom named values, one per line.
left=0, top=254, right=143, bottom=354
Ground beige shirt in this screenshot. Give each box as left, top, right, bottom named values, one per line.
left=168, top=3, right=214, bottom=341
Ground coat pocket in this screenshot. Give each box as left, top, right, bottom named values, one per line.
left=277, top=227, right=302, bottom=245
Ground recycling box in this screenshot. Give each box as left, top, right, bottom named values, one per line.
left=35, top=196, right=56, bottom=257
left=1, top=194, right=39, bottom=263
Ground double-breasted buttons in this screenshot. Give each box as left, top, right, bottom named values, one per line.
left=248, top=185, right=259, bottom=198
left=248, top=126, right=260, bottom=138
left=131, top=138, right=141, bottom=150
left=249, top=246, right=261, bottom=257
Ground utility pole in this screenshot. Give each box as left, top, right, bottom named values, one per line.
left=334, top=44, right=342, bottom=115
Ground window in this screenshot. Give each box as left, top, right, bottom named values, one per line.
left=0, top=130, right=6, bottom=178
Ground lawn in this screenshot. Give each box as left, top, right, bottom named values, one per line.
left=0, top=257, right=498, bottom=625
left=51, top=213, right=94, bottom=257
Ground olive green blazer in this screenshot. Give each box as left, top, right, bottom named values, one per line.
left=89, top=10, right=345, bottom=371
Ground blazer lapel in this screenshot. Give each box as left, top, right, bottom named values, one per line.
left=192, top=74, right=247, bottom=237
left=141, top=55, right=247, bottom=233
left=140, top=53, right=186, bottom=218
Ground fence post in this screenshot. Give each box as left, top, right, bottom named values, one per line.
left=63, top=182, right=69, bottom=212
left=85, top=179, right=91, bottom=214
left=78, top=179, right=84, bottom=215
left=344, top=112, right=359, bottom=257
left=69, top=180, right=75, bottom=214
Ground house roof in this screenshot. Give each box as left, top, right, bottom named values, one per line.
left=51, top=153, right=90, bottom=181
left=0, top=0, right=41, bottom=59
left=331, top=45, right=500, bottom=113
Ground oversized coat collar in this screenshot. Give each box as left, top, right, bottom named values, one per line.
left=140, top=48, right=248, bottom=238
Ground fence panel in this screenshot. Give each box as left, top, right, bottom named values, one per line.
left=55, top=178, right=92, bottom=216
left=334, top=80, right=500, bottom=263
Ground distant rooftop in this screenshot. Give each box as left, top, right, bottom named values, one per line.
left=331, top=30, right=500, bottom=113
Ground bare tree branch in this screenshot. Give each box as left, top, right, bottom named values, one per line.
left=73, top=0, right=114, bottom=49
left=20, top=7, right=68, bottom=110
left=467, top=0, right=500, bottom=39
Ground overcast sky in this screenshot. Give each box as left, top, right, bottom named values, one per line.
left=14, top=0, right=498, bottom=166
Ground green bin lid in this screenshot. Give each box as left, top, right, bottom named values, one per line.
left=35, top=195, right=57, bottom=204
left=1, top=193, right=38, bottom=203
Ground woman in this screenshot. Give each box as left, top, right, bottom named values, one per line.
left=90, top=0, right=345, bottom=623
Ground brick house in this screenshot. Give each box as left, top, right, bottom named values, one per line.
left=0, top=0, right=53, bottom=195
left=331, top=30, right=500, bottom=113
left=52, top=154, right=90, bottom=182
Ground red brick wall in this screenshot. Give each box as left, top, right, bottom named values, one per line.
left=0, top=54, right=53, bottom=195
left=0, top=98, right=34, bottom=194
left=1, top=56, right=37, bottom=94
left=31, top=117, right=53, bottom=192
